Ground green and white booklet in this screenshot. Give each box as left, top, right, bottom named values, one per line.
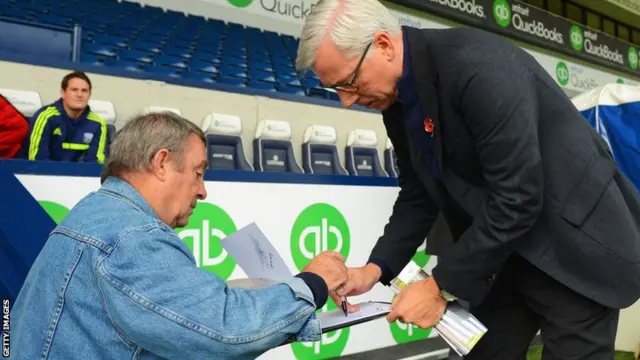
left=390, top=261, right=489, bottom=356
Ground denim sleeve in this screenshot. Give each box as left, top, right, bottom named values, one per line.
left=97, top=225, right=322, bottom=360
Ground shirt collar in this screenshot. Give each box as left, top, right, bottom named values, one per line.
left=395, top=27, right=417, bottom=105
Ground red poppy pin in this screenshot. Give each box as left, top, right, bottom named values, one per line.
left=424, top=118, right=435, bottom=138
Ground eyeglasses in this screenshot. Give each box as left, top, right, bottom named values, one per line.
left=321, top=42, right=372, bottom=93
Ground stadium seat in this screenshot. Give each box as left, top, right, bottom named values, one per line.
left=0, top=88, right=42, bottom=117
left=302, top=125, right=347, bottom=175
left=142, top=106, right=182, bottom=116
left=201, top=113, right=252, bottom=171
left=253, top=119, right=303, bottom=173
left=88, top=100, right=117, bottom=145
left=345, top=129, right=387, bottom=177
left=384, top=138, right=399, bottom=178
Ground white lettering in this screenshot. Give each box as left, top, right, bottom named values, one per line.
left=212, top=153, right=234, bottom=161
left=584, top=40, right=625, bottom=64
left=512, top=14, right=564, bottom=44
left=512, top=4, right=529, bottom=16
left=260, top=0, right=315, bottom=19
left=430, top=0, right=485, bottom=18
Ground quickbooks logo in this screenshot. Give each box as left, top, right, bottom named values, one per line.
left=492, top=0, right=511, bottom=28
left=556, top=61, right=600, bottom=91
left=227, top=0, right=253, bottom=7
left=629, top=46, right=639, bottom=70
left=229, top=0, right=317, bottom=20
left=176, top=203, right=237, bottom=280
left=570, top=25, right=584, bottom=52
left=555, top=61, right=569, bottom=86
left=39, top=200, right=70, bottom=224
left=500, top=2, right=563, bottom=44
left=389, top=251, right=433, bottom=344
left=582, top=29, right=624, bottom=65
left=431, top=0, right=485, bottom=18
left=290, top=203, right=350, bottom=359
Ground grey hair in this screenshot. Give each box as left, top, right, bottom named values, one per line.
left=100, top=112, right=206, bottom=184
left=296, top=0, right=401, bottom=72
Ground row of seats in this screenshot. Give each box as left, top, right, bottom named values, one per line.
left=0, top=88, right=399, bottom=178
left=0, top=0, right=339, bottom=102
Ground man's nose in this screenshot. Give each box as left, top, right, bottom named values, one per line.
left=198, top=183, right=207, bottom=200
left=338, top=91, right=357, bottom=109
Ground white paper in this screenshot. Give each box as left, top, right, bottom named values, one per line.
left=316, top=302, right=391, bottom=332
left=220, top=222, right=292, bottom=281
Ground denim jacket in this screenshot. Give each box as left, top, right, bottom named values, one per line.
left=10, top=177, right=324, bottom=359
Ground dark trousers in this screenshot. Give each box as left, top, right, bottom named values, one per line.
left=458, top=254, right=619, bottom=360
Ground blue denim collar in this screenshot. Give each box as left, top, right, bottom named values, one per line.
left=100, top=176, right=165, bottom=225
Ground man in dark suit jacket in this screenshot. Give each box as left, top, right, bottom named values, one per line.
left=296, top=0, right=640, bottom=358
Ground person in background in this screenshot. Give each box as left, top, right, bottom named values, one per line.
left=295, top=0, right=640, bottom=359
left=23, top=71, right=107, bottom=163
left=10, top=112, right=348, bottom=360
left=0, top=93, right=29, bottom=158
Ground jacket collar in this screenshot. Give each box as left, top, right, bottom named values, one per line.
left=99, top=176, right=168, bottom=228
left=54, top=98, right=91, bottom=120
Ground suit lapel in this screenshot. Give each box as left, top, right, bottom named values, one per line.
left=405, top=27, right=444, bottom=178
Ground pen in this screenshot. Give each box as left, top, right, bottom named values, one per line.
left=341, top=296, right=348, bottom=316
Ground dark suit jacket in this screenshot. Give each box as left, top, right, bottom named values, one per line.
left=369, top=26, right=640, bottom=309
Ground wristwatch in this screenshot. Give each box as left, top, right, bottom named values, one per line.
left=440, top=289, right=457, bottom=302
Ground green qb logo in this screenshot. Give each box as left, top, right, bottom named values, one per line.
left=493, top=0, right=511, bottom=28
left=176, top=203, right=237, bottom=280
left=570, top=25, right=584, bottom=52
left=628, top=46, right=638, bottom=71
left=227, top=0, right=253, bottom=8
left=39, top=200, right=70, bottom=224
left=290, top=203, right=351, bottom=359
left=555, top=61, right=570, bottom=86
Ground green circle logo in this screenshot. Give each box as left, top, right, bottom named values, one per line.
left=617, top=78, right=625, bottom=84
left=39, top=200, right=70, bottom=224
left=628, top=46, right=638, bottom=71
left=227, top=0, right=253, bottom=7
left=493, top=0, right=511, bottom=28
left=570, top=25, right=584, bottom=52
left=389, top=250, right=433, bottom=344
left=291, top=300, right=350, bottom=359
left=555, top=61, right=570, bottom=86
left=176, top=203, right=237, bottom=280
left=290, top=203, right=350, bottom=271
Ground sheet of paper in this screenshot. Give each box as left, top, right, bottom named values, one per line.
left=220, top=222, right=292, bottom=281
left=316, top=302, right=391, bottom=332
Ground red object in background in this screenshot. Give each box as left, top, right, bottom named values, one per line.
left=0, top=94, right=29, bottom=159
left=423, top=118, right=435, bottom=137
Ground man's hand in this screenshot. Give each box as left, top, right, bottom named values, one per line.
left=386, top=276, right=447, bottom=329
left=302, top=251, right=348, bottom=292
left=328, top=264, right=382, bottom=313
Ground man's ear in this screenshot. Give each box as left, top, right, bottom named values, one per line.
left=374, top=31, right=395, bottom=61
left=59, top=88, right=65, bottom=99
left=150, top=149, right=171, bottom=181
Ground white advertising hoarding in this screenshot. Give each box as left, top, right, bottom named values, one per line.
left=17, top=174, right=441, bottom=359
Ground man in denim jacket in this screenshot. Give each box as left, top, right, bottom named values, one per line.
left=10, top=112, right=348, bottom=360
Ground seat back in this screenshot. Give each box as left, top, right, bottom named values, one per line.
left=345, top=129, right=387, bottom=177
left=0, top=88, right=42, bottom=117
left=142, top=105, right=182, bottom=116
left=384, top=138, right=399, bottom=178
left=201, top=113, right=252, bottom=171
left=302, top=125, right=346, bottom=175
left=253, top=119, right=303, bottom=173
left=88, top=100, right=117, bottom=145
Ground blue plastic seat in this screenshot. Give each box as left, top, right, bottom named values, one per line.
left=248, top=81, right=276, bottom=92
left=279, top=85, right=306, bottom=96
left=119, top=49, right=154, bottom=64
left=81, top=53, right=106, bottom=66
left=219, top=65, right=247, bottom=79
left=163, top=47, right=193, bottom=59
left=104, top=59, right=146, bottom=72
left=345, top=130, right=388, bottom=177
left=94, top=34, right=128, bottom=48
left=249, top=70, right=276, bottom=83
left=129, top=40, right=163, bottom=54
left=191, top=61, right=218, bottom=75
left=146, top=66, right=182, bottom=78
left=184, top=72, right=215, bottom=83
left=218, top=76, right=246, bottom=87
left=154, top=56, right=189, bottom=70
left=83, top=43, right=116, bottom=58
